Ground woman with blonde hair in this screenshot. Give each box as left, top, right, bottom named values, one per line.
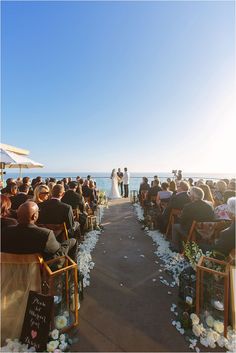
left=169, top=180, right=177, bottom=194
left=199, top=184, right=214, bottom=207
left=33, top=184, right=50, bottom=204
left=214, top=180, right=227, bottom=206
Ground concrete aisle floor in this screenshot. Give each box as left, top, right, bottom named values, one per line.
left=72, top=199, right=189, bottom=352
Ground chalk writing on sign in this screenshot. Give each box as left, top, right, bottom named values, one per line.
left=20, top=291, right=53, bottom=352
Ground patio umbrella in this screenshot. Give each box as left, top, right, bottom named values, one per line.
left=0, top=148, right=44, bottom=177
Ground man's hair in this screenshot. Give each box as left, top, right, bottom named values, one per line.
left=190, top=187, right=204, bottom=200
left=69, top=181, right=77, bottom=189
left=52, top=184, right=65, bottom=198
left=124, top=167, right=127, bottom=171
left=19, top=184, right=29, bottom=193
left=179, top=181, right=190, bottom=192
left=23, top=176, right=30, bottom=184
left=227, top=197, right=236, bottom=216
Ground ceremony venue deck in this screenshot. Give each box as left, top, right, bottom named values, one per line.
left=72, top=198, right=189, bottom=352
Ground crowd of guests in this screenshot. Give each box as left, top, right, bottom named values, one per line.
left=0, top=175, right=100, bottom=261
left=138, top=174, right=236, bottom=257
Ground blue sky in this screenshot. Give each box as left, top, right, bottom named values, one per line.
left=1, top=1, right=235, bottom=173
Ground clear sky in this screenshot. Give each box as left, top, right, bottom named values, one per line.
left=1, top=0, right=235, bottom=173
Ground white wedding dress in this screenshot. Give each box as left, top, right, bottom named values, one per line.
left=108, top=174, right=121, bottom=199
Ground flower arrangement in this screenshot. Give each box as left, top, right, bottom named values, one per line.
left=183, top=241, right=206, bottom=270
left=47, top=328, right=71, bottom=352
left=98, top=191, right=107, bottom=205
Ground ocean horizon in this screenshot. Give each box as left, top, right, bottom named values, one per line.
left=3, top=171, right=235, bottom=194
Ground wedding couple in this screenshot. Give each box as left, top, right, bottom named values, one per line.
left=108, top=168, right=130, bottom=200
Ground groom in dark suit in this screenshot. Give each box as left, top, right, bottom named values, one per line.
left=117, top=168, right=124, bottom=197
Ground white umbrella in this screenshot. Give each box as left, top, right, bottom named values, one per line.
left=0, top=148, right=44, bottom=177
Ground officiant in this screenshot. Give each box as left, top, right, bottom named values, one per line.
left=117, top=168, right=124, bottom=197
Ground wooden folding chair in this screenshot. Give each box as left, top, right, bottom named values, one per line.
left=186, top=220, right=231, bottom=245
left=38, top=222, right=69, bottom=242
left=165, top=208, right=181, bottom=238
left=1, top=253, right=43, bottom=342
left=73, top=208, right=80, bottom=221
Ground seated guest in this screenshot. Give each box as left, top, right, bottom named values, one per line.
left=148, top=179, right=162, bottom=201
left=32, top=176, right=43, bottom=190
left=159, top=181, right=191, bottom=233
left=151, top=175, right=158, bottom=187
left=206, top=179, right=215, bottom=193
left=156, top=182, right=173, bottom=204
left=62, top=181, right=87, bottom=233
left=171, top=187, right=215, bottom=253
left=33, top=184, right=50, bottom=204
left=82, top=180, right=95, bottom=204
left=22, top=176, right=31, bottom=187
left=38, top=184, right=80, bottom=239
left=169, top=180, right=177, bottom=194
left=227, top=179, right=236, bottom=191
left=201, top=197, right=235, bottom=257
left=1, top=182, right=18, bottom=198
left=169, top=181, right=190, bottom=207
left=1, top=201, right=77, bottom=261
left=0, top=195, right=18, bottom=231
left=214, top=190, right=236, bottom=220
left=199, top=184, right=214, bottom=207
left=139, top=177, right=150, bottom=197
left=214, top=180, right=227, bottom=206
left=62, top=181, right=86, bottom=212
left=62, top=178, right=69, bottom=191
left=1, top=178, right=15, bottom=194
left=10, top=184, right=30, bottom=210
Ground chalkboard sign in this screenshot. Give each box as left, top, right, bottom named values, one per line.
left=20, top=291, right=54, bottom=352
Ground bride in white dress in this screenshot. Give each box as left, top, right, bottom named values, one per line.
left=108, top=169, right=121, bottom=199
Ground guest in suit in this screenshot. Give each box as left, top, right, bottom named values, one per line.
left=38, top=184, right=80, bottom=239
left=160, top=181, right=191, bottom=233
left=170, top=187, right=215, bottom=252
left=82, top=179, right=95, bottom=206
left=123, top=167, right=130, bottom=198
left=1, top=201, right=77, bottom=261
left=10, top=184, right=30, bottom=210
left=62, top=181, right=87, bottom=233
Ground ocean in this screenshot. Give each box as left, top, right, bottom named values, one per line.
left=2, top=171, right=235, bottom=194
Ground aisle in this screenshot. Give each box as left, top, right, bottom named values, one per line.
left=72, top=199, right=188, bottom=352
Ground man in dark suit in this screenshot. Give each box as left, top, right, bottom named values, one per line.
left=170, top=187, right=215, bottom=252
left=62, top=181, right=87, bottom=233
left=38, top=184, right=80, bottom=238
left=117, top=168, right=124, bottom=197
left=1, top=201, right=77, bottom=260
left=10, top=184, right=30, bottom=210
left=160, top=181, right=191, bottom=233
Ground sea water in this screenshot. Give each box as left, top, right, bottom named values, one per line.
left=2, top=171, right=235, bottom=194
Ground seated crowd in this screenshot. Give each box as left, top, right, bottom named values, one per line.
left=0, top=175, right=100, bottom=260
left=138, top=174, right=236, bottom=257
